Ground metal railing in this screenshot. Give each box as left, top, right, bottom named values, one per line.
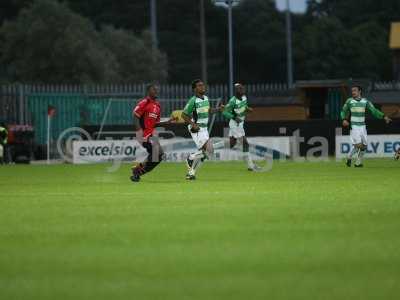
left=2, top=81, right=399, bottom=126
left=0, top=83, right=292, bottom=124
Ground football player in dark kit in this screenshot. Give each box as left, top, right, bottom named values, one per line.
left=130, top=84, right=175, bottom=182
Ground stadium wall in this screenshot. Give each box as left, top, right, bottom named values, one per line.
left=81, top=119, right=400, bottom=157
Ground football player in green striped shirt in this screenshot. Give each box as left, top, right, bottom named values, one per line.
left=223, top=83, right=257, bottom=170
left=340, top=85, right=391, bottom=167
left=182, top=79, right=221, bottom=180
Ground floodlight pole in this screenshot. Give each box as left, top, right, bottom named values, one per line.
left=150, top=0, right=158, bottom=50
left=47, top=115, right=51, bottom=164
left=228, top=0, right=234, bottom=97
left=213, top=0, right=238, bottom=96
left=285, top=0, right=294, bottom=88
left=200, top=0, right=208, bottom=84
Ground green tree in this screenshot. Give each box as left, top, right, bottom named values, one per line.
left=306, top=0, right=400, bottom=29
left=295, top=17, right=356, bottom=79
left=235, top=0, right=286, bottom=82
left=0, top=0, right=167, bottom=84
left=295, top=0, right=398, bottom=80
left=0, top=0, right=33, bottom=25
left=351, top=21, right=392, bottom=80
left=100, top=26, right=168, bottom=83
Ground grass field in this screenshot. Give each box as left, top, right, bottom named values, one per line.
left=1, top=159, right=400, bottom=300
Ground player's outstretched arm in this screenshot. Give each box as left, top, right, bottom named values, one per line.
left=367, top=101, right=391, bottom=123
left=155, top=117, right=177, bottom=127
left=209, top=104, right=224, bottom=114
left=181, top=112, right=192, bottom=124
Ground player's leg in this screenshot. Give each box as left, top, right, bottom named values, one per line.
left=351, top=142, right=364, bottom=167
left=242, top=136, right=256, bottom=170
left=131, top=138, right=164, bottom=181
left=357, top=144, right=366, bottom=166
left=0, top=144, right=4, bottom=164
left=355, top=129, right=367, bottom=167
left=347, top=127, right=361, bottom=167
left=143, top=138, right=164, bottom=172
left=187, top=149, right=206, bottom=169
left=230, top=136, right=237, bottom=149
left=228, top=120, right=238, bottom=149
left=354, top=143, right=365, bottom=167
left=395, top=146, right=400, bottom=160
left=186, top=140, right=206, bottom=172
left=187, top=129, right=207, bottom=171
left=346, top=144, right=357, bottom=167
left=189, top=139, right=213, bottom=176
left=186, top=129, right=211, bottom=179
left=232, top=122, right=255, bottom=170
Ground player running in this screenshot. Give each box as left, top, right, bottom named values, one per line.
left=396, top=148, right=400, bottom=160
left=130, top=84, right=175, bottom=182
left=222, top=83, right=257, bottom=171
left=391, top=108, right=400, bottom=160
left=182, top=79, right=222, bottom=180
left=340, top=85, right=391, bottom=167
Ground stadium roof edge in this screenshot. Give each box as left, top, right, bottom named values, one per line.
left=295, top=79, right=369, bottom=88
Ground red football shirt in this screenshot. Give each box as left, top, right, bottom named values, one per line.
left=133, top=96, right=161, bottom=140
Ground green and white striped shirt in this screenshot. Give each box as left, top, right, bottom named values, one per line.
left=340, top=97, right=384, bottom=127
left=183, top=95, right=210, bottom=128
left=223, top=95, right=248, bottom=122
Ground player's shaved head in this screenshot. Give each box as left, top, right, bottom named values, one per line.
left=146, top=83, right=157, bottom=92
left=146, top=84, right=158, bottom=98
left=192, top=79, right=206, bottom=96
left=235, top=82, right=245, bottom=96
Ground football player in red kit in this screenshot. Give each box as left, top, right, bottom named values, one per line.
left=131, top=84, right=175, bottom=182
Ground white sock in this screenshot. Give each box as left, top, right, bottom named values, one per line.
left=189, top=150, right=204, bottom=161
left=188, top=150, right=206, bottom=175
left=245, top=152, right=254, bottom=169
left=189, top=158, right=203, bottom=176
left=356, top=149, right=365, bottom=165
left=348, top=146, right=358, bottom=160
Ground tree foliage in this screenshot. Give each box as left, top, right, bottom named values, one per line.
left=1, top=0, right=399, bottom=83
left=0, top=0, right=167, bottom=84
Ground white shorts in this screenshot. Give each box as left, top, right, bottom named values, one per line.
left=228, top=119, right=245, bottom=139
left=350, top=126, right=367, bottom=145
left=0, top=144, right=3, bottom=158
left=189, top=126, right=209, bottom=149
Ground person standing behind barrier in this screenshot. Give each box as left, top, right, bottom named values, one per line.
left=0, top=123, right=8, bottom=164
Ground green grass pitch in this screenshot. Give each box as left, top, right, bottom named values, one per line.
left=1, top=160, right=400, bottom=300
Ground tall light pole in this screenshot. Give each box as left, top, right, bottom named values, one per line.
left=213, top=0, right=240, bottom=97
left=150, top=0, right=158, bottom=50
left=227, top=0, right=234, bottom=97
left=285, top=0, right=294, bottom=88
left=200, top=0, right=208, bottom=83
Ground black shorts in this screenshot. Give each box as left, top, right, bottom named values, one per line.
left=142, top=138, right=164, bottom=162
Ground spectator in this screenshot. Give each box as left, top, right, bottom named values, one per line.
left=0, top=122, right=9, bottom=164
